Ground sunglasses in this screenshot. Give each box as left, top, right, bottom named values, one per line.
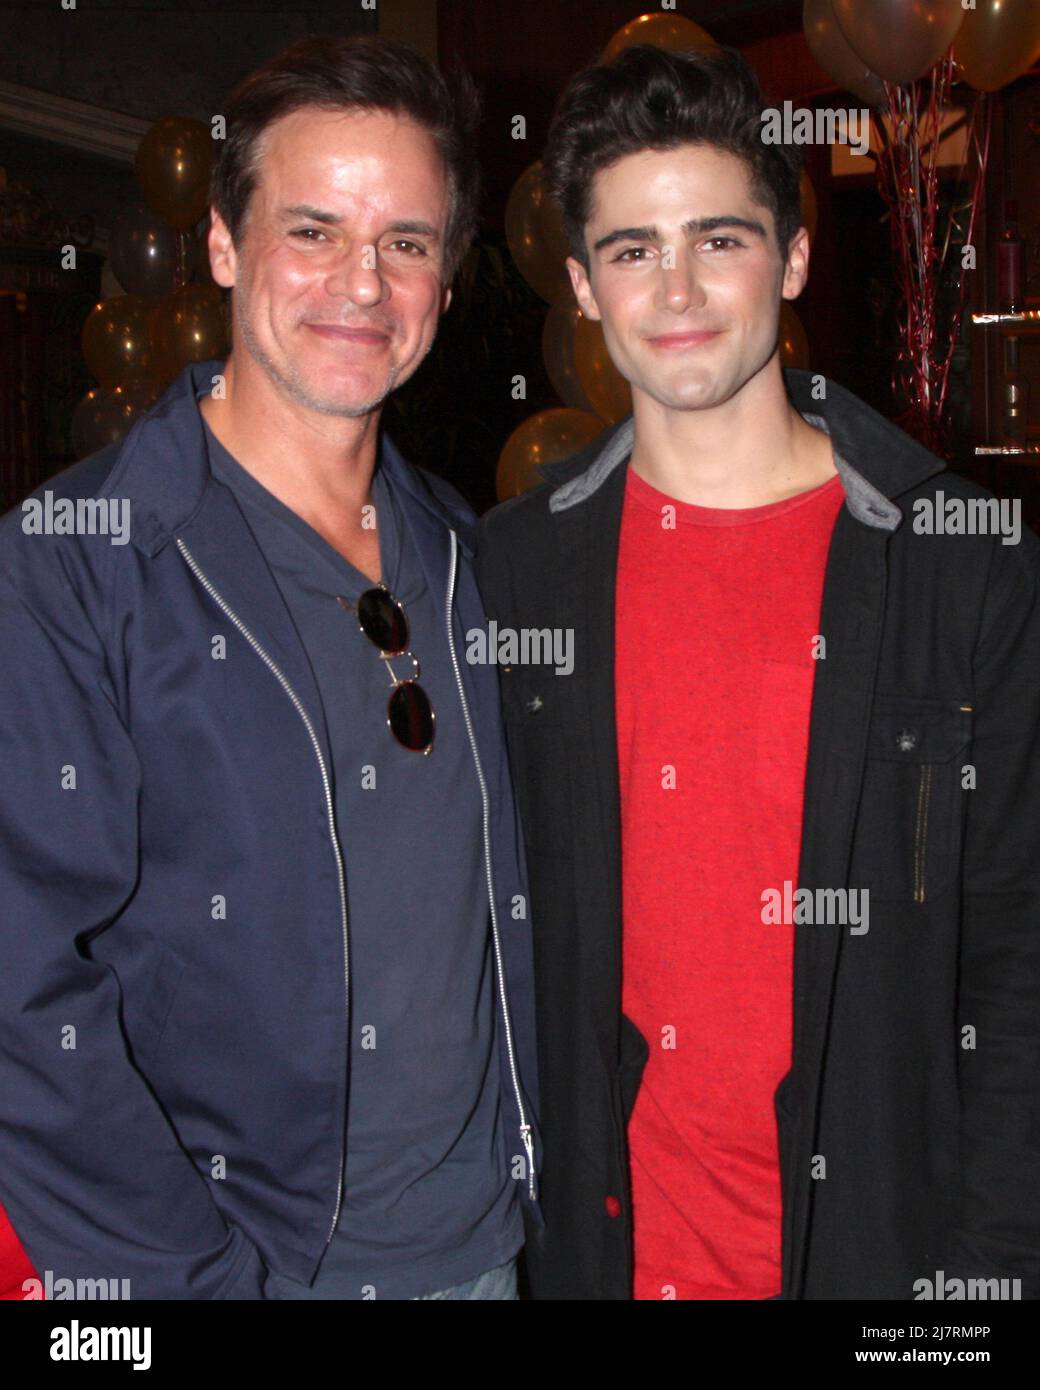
left=336, top=586, right=435, bottom=754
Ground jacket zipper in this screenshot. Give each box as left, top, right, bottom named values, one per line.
left=913, top=764, right=933, bottom=904
left=445, top=530, right=537, bottom=1201
left=176, top=538, right=350, bottom=1243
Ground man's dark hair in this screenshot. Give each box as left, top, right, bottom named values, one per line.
left=542, top=44, right=803, bottom=271
left=209, top=34, right=481, bottom=283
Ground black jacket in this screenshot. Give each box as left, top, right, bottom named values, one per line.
left=474, top=368, right=1040, bottom=1300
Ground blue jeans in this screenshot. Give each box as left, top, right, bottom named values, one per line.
left=412, top=1256, right=518, bottom=1300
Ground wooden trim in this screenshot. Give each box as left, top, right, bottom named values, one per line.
left=0, top=80, right=149, bottom=165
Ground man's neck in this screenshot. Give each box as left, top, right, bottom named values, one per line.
left=628, top=361, right=836, bottom=509
left=198, top=352, right=381, bottom=519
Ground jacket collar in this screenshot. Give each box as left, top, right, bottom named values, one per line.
left=537, top=368, right=946, bottom=532
left=98, top=357, right=475, bottom=559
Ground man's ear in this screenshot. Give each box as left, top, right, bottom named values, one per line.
left=781, top=225, right=811, bottom=303
left=442, top=284, right=453, bottom=315
left=206, top=209, right=237, bottom=289
left=567, top=254, right=601, bottom=322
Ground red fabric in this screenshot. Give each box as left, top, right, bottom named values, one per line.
left=0, top=1202, right=37, bottom=1300
left=616, top=463, right=844, bottom=1300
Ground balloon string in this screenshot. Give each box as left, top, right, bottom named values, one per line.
left=873, top=54, right=987, bottom=455
left=173, top=231, right=186, bottom=291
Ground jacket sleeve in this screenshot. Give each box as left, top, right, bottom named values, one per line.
left=947, top=529, right=1040, bottom=1297
left=0, top=559, right=267, bottom=1299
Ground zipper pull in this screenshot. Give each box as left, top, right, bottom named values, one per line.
left=520, top=1124, right=537, bottom=1201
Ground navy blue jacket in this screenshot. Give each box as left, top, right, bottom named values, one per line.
left=0, top=359, right=542, bottom=1299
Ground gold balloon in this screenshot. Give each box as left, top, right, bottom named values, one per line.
left=955, top=0, right=1040, bottom=93
left=574, top=313, right=633, bottom=424
left=504, top=161, right=572, bottom=304
left=81, top=295, right=157, bottom=387
left=149, top=284, right=228, bottom=385
left=800, top=170, right=819, bottom=243
left=602, top=14, right=717, bottom=62
left=542, top=299, right=594, bottom=411
left=135, top=117, right=214, bottom=232
left=833, top=0, right=964, bottom=86
left=70, top=379, right=163, bottom=459
left=496, top=409, right=605, bottom=501
left=779, top=302, right=811, bottom=370
left=803, top=0, right=887, bottom=106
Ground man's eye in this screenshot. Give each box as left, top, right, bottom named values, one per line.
left=614, top=246, right=649, bottom=262
left=290, top=228, right=327, bottom=242
left=705, top=236, right=741, bottom=250
left=388, top=240, right=427, bottom=256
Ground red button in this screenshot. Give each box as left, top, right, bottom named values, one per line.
left=605, top=1195, right=622, bottom=1219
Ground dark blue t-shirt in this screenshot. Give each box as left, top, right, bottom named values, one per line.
left=202, top=419, right=522, bottom=1299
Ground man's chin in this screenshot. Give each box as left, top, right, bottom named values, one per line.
left=285, top=371, right=396, bottom=418
left=636, top=377, right=731, bottom=413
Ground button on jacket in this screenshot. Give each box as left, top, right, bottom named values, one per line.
left=0, top=358, right=542, bottom=1300
left=474, top=368, right=1040, bottom=1300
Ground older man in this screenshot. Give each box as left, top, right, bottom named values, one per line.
left=0, top=35, right=540, bottom=1301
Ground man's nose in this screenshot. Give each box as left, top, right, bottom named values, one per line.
left=656, top=248, right=707, bottom=314
left=323, top=242, right=389, bottom=305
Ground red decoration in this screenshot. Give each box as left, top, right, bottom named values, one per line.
left=870, top=55, right=990, bottom=453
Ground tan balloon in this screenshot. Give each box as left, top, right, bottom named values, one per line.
left=81, top=295, right=157, bottom=387
left=542, top=299, right=595, bottom=411
left=150, top=284, right=229, bottom=385
left=779, top=302, right=811, bottom=370
left=496, top=409, right=605, bottom=502
left=803, top=0, right=888, bottom=106
left=955, top=0, right=1040, bottom=93
left=574, top=313, right=633, bottom=424
left=602, top=13, right=717, bottom=62
left=833, top=0, right=965, bottom=85
left=504, top=162, right=572, bottom=304
left=135, top=117, right=214, bottom=232
left=70, top=379, right=162, bottom=459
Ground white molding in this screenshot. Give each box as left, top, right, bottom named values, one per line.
left=0, top=80, right=149, bottom=164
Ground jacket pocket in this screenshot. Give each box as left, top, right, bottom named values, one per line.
left=848, top=695, right=973, bottom=904
left=498, top=665, right=574, bottom=857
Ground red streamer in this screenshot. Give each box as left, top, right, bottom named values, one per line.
left=871, top=54, right=990, bottom=456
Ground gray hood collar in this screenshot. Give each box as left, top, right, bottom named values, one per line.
left=547, top=410, right=903, bottom=532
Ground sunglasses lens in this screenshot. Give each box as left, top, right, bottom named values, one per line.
left=389, top=681, right=434, bottom=752
left=358, top=588, right=408, bottom=654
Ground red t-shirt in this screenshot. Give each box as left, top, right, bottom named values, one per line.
left=0, top=1203, right=36, bottom=1300
left=615, top=461, right=844, bottom=1300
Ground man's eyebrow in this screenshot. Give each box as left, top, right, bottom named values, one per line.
left=280, top=204, right=342, bottom=225
left=592, top=225, right=657, bottom=252
left=592, top=215, right=768, bottom=252
left=279, top=205, right=440, bottom=238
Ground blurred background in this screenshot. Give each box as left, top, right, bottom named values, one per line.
left=1, top=0, right=1038, bottom=523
